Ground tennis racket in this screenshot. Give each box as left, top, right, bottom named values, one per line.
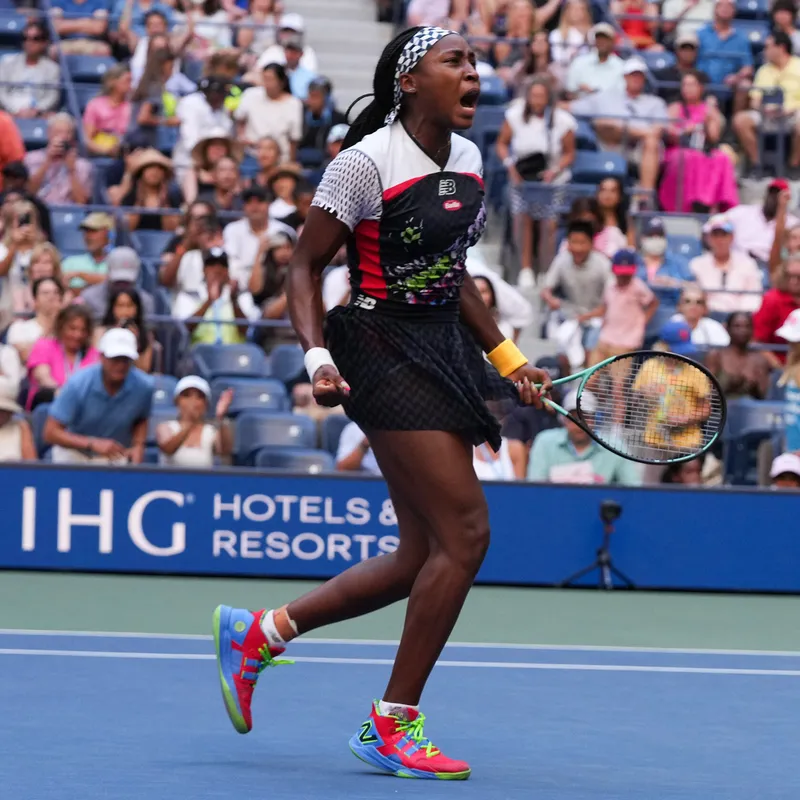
left=535, top=350, right=727, bottom=465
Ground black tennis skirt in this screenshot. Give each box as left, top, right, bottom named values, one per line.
left=325, top=297, right=519, bottom=451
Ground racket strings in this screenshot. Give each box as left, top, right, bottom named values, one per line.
left=579, top=354, right=724, bottom=463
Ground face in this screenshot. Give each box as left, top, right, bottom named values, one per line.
left=23, top=25, right=47, bottom=58
left=244, top=196, right=268, bottom=224
left=615, top=272, right=633, bottom=287
left=257, top=138, right=280, bottom=169
left=624, top=70, right=645, bottom=95
left=272, top=175, right=296, bottom=200
left=161, top=57, right=175, bottom=80
left=206, top=88, right=227, bottom=110
left=177, top=387, right=208, bottom=419
left=83, top=228, right=109, bottom=252
left=785, top=261, right=800, bottom=294
left=30, top=253, right=55, bottom=280
left=676, top=459, right=703, bottom=484
left=112, top=292, right=138, bottom=323
left=728, top=313, right=752, bottom=346
left=35, top=278, right=62, bottom=314
left=715, top=0, right=735, bottom=21
left=564, top=415, right=591, bottom=446
left=214, top=157, right=238, bottom=190
left=473, top=276, right=494, bottom=308
left=681, top=74, right=702, bottom=103
left=49, top=121, right=73, bottom=145
left=60, top=315, right=89, bottom=352
left=399, top=34, right=480, bottom=130
left=204, top=263, right=228, bottom=288
left=773, top=473, right=800, bottom=489
left=306, top=86, right=326, bottom=114
left=271, top=242, right=294, bottom=266
left=531, top=30, right=549, bottom=57
left=284, top=45, right=302, bottom=68
left=709, top=230, right=732, bottom=258
left=262, top=68, right=282, bottom=97
left=594, top=32, right=614, bottom=57
left=103, top=355, right=132, bottom=384
left=774, top=8, right=793, bottom=27
left=679, top=291, right=706, bottom=323
left=527, top=83, right=549, bottom=113
left=113, top=70, right=132, bottom=97
left=141, top=164, right=166, bottom=186
left=146, top=13, right=167, bottom=36
left=328, top=138, right=344, bottom=158
left=676, top=43, right=697, bottom=66
left=567, top=231, right=593, bottom=263
left=187, top=204, right=213, bottom=236
left=596, top=179, right=620, bottom=210
left=786, top=225, right=800, bottom=253
left=295, top=192, right=313, bottom=219
left=508, top=0, right=534, bottom=30
left=764, top=36, right=782, bottom=65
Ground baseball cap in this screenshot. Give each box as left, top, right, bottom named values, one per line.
left=174, top=375, right=211, bottom=401
left=623, top=57, right=647, bottom=75
left=242, top=185, right=270, bottom=203
left=535, top=355, right=565, bottom=382
left=675, top=31, right=699, bottom=47
left=279, top=12, right=304, bottom=32
left=564, top=389, right=598, bottom=414
left=99, top=328, right=139, bottom=360
left=775, top=308, right=800, bottom=342
left=200, top=75, right=230, bottom=94
left=643, top=217, right=666, bottom=237
left=80, top=211, right=114, bottom=231
left=327, top=123, right=349, bottom=146
left=591, top=22, right=615, bottom=39
left=203, top=246, right=228, bottom=267
left=770, top=452, right=800, bottom=480
left=611, top=248, right=638, bottom=275
left=658, top=319, right=698, bottom=356
left=704, top=213, right=734, bottom=234
left=107, top=246, right=141, bottom=283
left=770, top=178, right=790, bottom=192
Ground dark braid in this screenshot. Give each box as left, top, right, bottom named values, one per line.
left=342, top=26, right=424, bottom=150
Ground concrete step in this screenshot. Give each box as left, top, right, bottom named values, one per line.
left=288, top=0, right=380, bottom=16
left=303, top=17, right=394, bottom=41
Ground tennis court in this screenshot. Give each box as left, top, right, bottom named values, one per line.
left=3, top=572, right=799, bottom=800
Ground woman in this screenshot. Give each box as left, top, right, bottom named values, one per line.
left=26, top=305, right=99, bottom=410
left=596, top=177, right=632, bottom=250
left=0, top=200, right=46, bottom=301
left=212, top=26, right=551, bottom=780
left=768, top=187, right=800, bottom=284
left=267, top=164, right=301, bottom=219
left=249, top=230, right=297, bottom=346
left=157, top=376, right=233, bottom=466
left=503, top=30, right=559, bottom=93
left=83, top=64, right=133, bottom=157
left=118, top=148, right=183, bottom=231
left=175, top=0, right=233, bottom=60
left=236, top=0, right=281, bottom=68
left=129, top=47, right=181, bottom=149
left=611, top=0, right=660, bottom=50
left=10, top=242, right=69, bottom=314
left=496, top=75, right=577, bottom=287
left=658, top=71, right=739, bottom=214
left=468, top=261, right=534, bottom=342
left=242, top=136, right=282, bottom=190
left=183, top=128, right=244, bottom=203
left=661, top=456, right=704, bottom=485
left=705, top=311, right=771, bottom=399
left=557, top=196, right=627, bottom=259
left=6, top=276, right=64, bottom=364
left=549, top=0, right=592, bottom=79
left=493, top=0, right=561, bottom=67
left=769, top=0, right=800, bottom=56
left=776, top=309, right=800, bottom=451
left=671, top=284, right=730, bottom=348
left=0, top=380, right=36, bottom=461
left=95, top=286, right=156, bottom=373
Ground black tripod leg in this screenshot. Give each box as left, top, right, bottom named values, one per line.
left=558, top=561, right=600, bottom=588
left=608, top=564, right=636, bottom=589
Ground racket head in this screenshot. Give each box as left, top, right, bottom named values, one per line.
left=570, top=350, right=727, bottom=465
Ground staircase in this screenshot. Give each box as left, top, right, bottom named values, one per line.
left=288, top=0, right=395, bottom=113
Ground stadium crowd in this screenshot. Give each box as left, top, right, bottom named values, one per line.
left=0, top=0, right=798, bottom=490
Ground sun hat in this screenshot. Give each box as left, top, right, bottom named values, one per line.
left=174, top=375, right=211, bottom=401
left=190, top=127, right=244, bottom=165
left=129, top=147, right=174, bottom=180
left=99, top=328, right=139, bottom=360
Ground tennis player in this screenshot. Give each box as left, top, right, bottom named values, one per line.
left=212, top=26, right=552, bottom=781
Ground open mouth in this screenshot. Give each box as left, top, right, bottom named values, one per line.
left=459, top=88, right=480, bottom=110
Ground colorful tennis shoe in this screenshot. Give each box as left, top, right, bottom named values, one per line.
left=212, top=605, right=291, bottom=734
left=349, top=702, right=471, bottom=780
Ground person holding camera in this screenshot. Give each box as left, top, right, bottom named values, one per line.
left=24, top=113, right=91, bottom=206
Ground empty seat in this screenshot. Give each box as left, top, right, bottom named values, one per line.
left=269, top=343, right=306, bottom=384
left=571, top=151, right=627, bottom=184
left=321, top=414, right=350, bottom=455
left=234, top=412, right=317, bottom=465
left=65, top=54, right=117, bottom=83
left=72, top=82, right=98, bottom=113
left=151, top=374, right=178, bottom=407
left=254, top=446, right=335, bottom=474
left=0, top=10, right=25, bottom=45
left=133, top=229, right=172, bottom=260
left=575, top=119, right=598, bottom=151
left=210, top=377, right=289, bottom=415
left=640, top=51, right=675, bottom=71
left=191, top=343, right=269, bottom=380
left=478, top=74, right=509, bottom=105
left=667, top=234, right=703, bottom=261
left=736, top=0, right=767, bottom=18
left=51, top=210, right=88, bottom=254
left=14, top=117, right=47, bottom=150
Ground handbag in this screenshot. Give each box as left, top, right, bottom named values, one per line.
left=514, top=107, right=556, bottom=181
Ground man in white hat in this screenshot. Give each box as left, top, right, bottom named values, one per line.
left=44, top=328, right=153, bottom=464
left=770, top=452, right=800, bottom=489
left=565, top=23, right=625, bottom=98
left=256, top=13, right=318, bottom=73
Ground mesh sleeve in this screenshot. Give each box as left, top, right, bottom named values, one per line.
left=311, top=148, right=382, bottom=232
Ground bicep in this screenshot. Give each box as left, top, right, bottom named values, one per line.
left=292, top=206, right=351, bottom=276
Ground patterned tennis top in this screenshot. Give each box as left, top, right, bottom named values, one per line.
left=312, top=122, right=486, bottom=306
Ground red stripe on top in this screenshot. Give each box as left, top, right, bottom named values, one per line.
left=464, top=172, right=484, bottom=189
left=382, top=175, right=425, bottom=203
left=353, top=218, right=386, bottom=299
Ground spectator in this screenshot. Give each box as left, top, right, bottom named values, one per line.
left=324, top=124, right=348, bottom=165
left=117, top=1, right=176, bottom=51
left=541, top=219, right=612, bottom=366
left=584, top=248, right=659, bottom=363
left=119, top=147, right=182, bottom=231
left=173, top=75, right=234, bottom=177
left=95, top=286, right=155, bottom=373
left=336, top=420, right=382, bottom=475
left=299, top=78, right=348, bottom=154
left=705, top=311, right=770, bottom=398
left=0, top=110, right=25, bottom=192
left=0, top=377, right=35, bottom=461
left=690, top=214, right=763, bottom=313
left=728, top=180, right=799, bottom=264
left=611, top=0, right=660, bottom=51
left=7, top=276, right=64, bottom=364
left=549, top=0, right=592, bottom=77
left=659, top=71, right=738, bottom=214
left=473, top=436, right=516, bottom=481
left=769, top=452, right=800, bottom=489
left=468, top=261, right=534, bottom=343
left=43, top=328, right=152, bottom=465
left=595, top=177, right=632, bottom=247
left=503, top=30, right=560, bottom=94
left=652, top=32, right=710, bottom=104
left=276, top=179, right=314, bottom=232
left=695, top=0, right=753, bottom=92
left=159, top=198, right=214, bottom=266
left=130, top=16, right=194, bottom=93
left=733, top=32, right=800, bottom=179
left=128, top=46, right=181, bottom=149
left=248, top=231, right=298, bottom=347
left=493, top=0, right=560, bottom=68
left=243, top=135, right=281, bottom=190
left=61, top=212, right=115, bottom=293
left=183, top=127, right=242, bottom=203
left=0, top=199, right=46, bottom=301
left=24, top=113, right=92, bottom=206
left=0, top=162, right=52, bottom=241
left=528, top=389, right=642, bottom=484
left=671, top=284, right=730, bottom=347
left=0, top=340, right=22, bottom=394
left=0, top=21, right=60, bottom=117
left=198, top=155, right=243, bottom=216
left=776, top=310, right=800, bottom=451
left=236, top=63, right=303, bottom=162
left=256, top=13, right=319, bottom=73
left=267, top=165, right=301, bottom=220
left=175, top=0, right=233, bottom=60
left=26, top=304, right=99, bottom=410
left=9, top=242, right=67, bottom=315
left=81, top=245, right=156, bottom=319
left=570, top=58, right=667, bottom=196
left=661, top=0, right=714, bottom=40
left=768, top=188, right=800, bottom=283
left=83, top=64, right=133, bottom=158
left=770, top=0, right=800, bottom=57
left=205, top=50, right=245, bottom=113
left=496, top=76, right=577, bottom=288
left=237, top=0, right=281, bottom=68
left=157, top=375, right=233, bottom=467
left=282, top=38, right=317, bottom=100
left=51, top=0, right=112, bottom=56
left=565, top=22, right=624, bottom=98
left=753, top=259, right=800, bottom=368
left=160, top=208, right=222, bottom=294
left=661, top=456, right=705, bottom=485
left=173, top=246, right=259, bottom=344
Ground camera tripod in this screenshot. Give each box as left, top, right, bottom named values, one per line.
left=559, top=500, right=635, bottom=590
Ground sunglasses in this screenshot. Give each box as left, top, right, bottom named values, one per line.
left=681, top=298, right=705, bottom=305
left=24, top=34, right=46, bottom=42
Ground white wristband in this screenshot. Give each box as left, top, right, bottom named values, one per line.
left=304, top=347, right=337, bottom=382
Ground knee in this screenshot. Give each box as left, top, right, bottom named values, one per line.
left=449, top=504, right=491, bottom=575
left=732, top=111, right=752, bottom=134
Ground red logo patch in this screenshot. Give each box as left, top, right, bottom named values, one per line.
left=443, top=199, right=462, bottom=212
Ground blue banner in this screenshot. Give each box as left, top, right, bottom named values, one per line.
left=1, top=464, right=799, bottom=592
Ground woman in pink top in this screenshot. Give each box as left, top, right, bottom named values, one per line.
left=659, top=71, right=739, bottom=213
left=83, top=64, right=133, bottom=158
left=26, top=304, right=99, bottom=410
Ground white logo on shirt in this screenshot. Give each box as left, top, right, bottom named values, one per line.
left=353, top=294, right=376, bottom=311
left=438, top=179, right=457, bottom=196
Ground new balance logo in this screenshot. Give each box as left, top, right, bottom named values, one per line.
left=438, top=179, right=457, bottom=196
left=358, top=721, right=378, bottom=744
left=353, top=294, right=377, bottom=310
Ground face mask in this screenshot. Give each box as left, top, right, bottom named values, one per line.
left=641, top=236, right=667, bottom=257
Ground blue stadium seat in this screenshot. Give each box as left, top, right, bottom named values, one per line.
left=478, top=74, right=509, bottom=106
left=240, top=154, right=259, bottom=178
left=0, top=10, right=25, bottom=45
left=139, top=259, right=159, bottom=294
left=191, top=343, right=269, bottom=381
left=570, top=151, right=627, bottom=184
left=640, top=51, right=676, bottom=71
left=155, top=125, right=178, bottom=156
left=575, top=119, right=598, bottom=151
left=269, top=343, right=306, bottom=384
left=65, top=54, right=117, bottom=83
left=72, top=82, right=98, bottom=113
left=210, top=377, right=289, bottom=415
left=143, top=445, right=161, bottom=464
left=146, top=407, right=177, bottom=446
left=254, top=446, right=335, bottom=474
left=723, top=397, right=785, bottom=439
left=321, top=414, right=350, bottom=455
left=733, top=20, right=769, bottom=56
left=736, top=0, right=767, bottom=19
left=724, top=426, right=774, bottom=485
left=51, top=210, right=88, bottom=254
left=767, top=369, right=785, bottom=401
left=151, top=374, right=178, bottom=407
left=133, top=229, right=172, bottom=260
left=667, top=234, right=703, bottom=261
left=14, top=118, right=47, bottom=150
left=31, top=402, right=51, bottom=458
left=234, top=411, right=318, bottom=465
left=297, top=147, right=324, bottom=167
left=467, top=105, right=506, bottom=160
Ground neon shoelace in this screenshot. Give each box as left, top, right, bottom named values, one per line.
left=395, top=714, right=440, bottom=758
left=256, top=644, right=294, bottom=674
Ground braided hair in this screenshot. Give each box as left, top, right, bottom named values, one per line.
left=342, top=26, right=424, bottom=150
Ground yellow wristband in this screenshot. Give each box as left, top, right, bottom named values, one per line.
left=487, top=339, right=528, bottom=378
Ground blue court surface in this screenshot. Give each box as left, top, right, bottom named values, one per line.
left=2, top=630, right=799, bottom=800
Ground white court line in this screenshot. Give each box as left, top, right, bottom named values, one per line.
left=1, top=628, right=799, bottom=658
left=2, top=647, right=800, bottom=676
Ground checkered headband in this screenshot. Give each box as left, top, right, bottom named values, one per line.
left=385, top=26, right=454, bottom=125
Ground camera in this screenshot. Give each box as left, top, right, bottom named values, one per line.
left=17, top=212, right=31, bottom=226
left=599, top=499, right=622, bottom=525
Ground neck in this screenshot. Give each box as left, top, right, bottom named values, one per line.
left=776, top=55, right=790, bottom=69
left=732, top=341, right=748, bottom=353
left=25, top=54, right=39, bottom=66
left=715, top=19, right=730, bottom=31
left=596, top=51, right=608, bottom=62
left=103, top=376, right=123, bottom=394
left=63, top=344, right=79, bottom=357
left=571, top=437, right=591, bottom=454
left=713, top=252, right=730, bottom=265
left=90, top=248, right=105, bottom=260
left=217, top=187, right=233, bottom=200
left=37, top=308, right=57, bottom=324
left=402, top=113, right=451, bottom=165
left=250, top=218, right=268, bottom=233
